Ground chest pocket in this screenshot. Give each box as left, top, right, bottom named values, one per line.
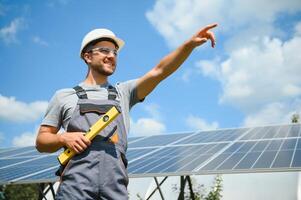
left=79, top=102, right=119, bottom=142
left=66, top=85, right=128, bottom=150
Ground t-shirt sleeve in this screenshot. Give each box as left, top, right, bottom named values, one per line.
left=116, top=79, right=144, bottom=109
left=41, top=91, right=63, bottom=128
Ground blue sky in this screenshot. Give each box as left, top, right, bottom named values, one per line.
left=0, top=0, right=301, bottom=148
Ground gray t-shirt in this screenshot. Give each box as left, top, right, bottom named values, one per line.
left=41, top=79, right=141, bottom=133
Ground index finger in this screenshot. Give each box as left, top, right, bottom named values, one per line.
left=204, top=23, right=218, bottom=31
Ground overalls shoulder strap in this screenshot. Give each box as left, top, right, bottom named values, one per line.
left=73, top=85, right=88, bottom=99
left=107, top=85, right=118, bottom=100
left=73, top=84, right=118, bottom=101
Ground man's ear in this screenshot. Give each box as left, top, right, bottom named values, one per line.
left=83, top=52, right=92, bottom=64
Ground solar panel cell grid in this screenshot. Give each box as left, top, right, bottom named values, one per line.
left=172, top=133, right=207, bottom=145
left=1, top=124, right=301, bottom=184
left=296, top=139, right=301, bottom=149
left=201, top=153, right=230, bottom=171
left=17, top=167, right=58, bottom=182
left=292, top=150, right=301, bottom=167
left=177, top=155, right=211, bottom=172
left=223, top=142, right=244, bottom=153
left=0, top=164, right=57, bottom=183
left=281, top=139, right=297, bottom=150
left=271, top=150, right=294, bottom=168
left=217, top=153, right=246, bottom=170
left=252, top=151, right=277, bottom=168
left=262, top=127, right=279, bottom=139
left=0, top=146, right=35, bottom=158
left=128, top=136, right=144, bottom=143
left=0, top=155, right=58, bottom=183
left=167, top=144, right=223, bottom=172
left=129, top=132, right=193, bottom=148
left=129, top=145, right=194, bottom=173
left=276, top=126, right=291, bottom=138
left=250, top=141, right=269, bottom=152
left=266, top=140, right=282, bottom=151
left=287, top=125, right=300, bottom=137
left=0, top=158, right=29, bottom=168
left=208, top=141, right=256, bottom=171
left=128, top=147, right=177, bottom=172
left=234, top=152, right=262, bottom=170
left=126, top=148, right=157, bottom=161
left=241, top=128, right=261, bottom=140
left=251, top=127, right=269, bottom=140
left=0, top=148, right=16, bottom=153
left=130, top=143, right=222, bottom=174
left=237, top=142, right=256, bottom=152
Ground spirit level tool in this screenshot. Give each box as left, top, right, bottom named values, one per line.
left=58, top=106, right=120, bottom=165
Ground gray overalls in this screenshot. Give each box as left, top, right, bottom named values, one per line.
left=56, top=85, right=129, bottom=200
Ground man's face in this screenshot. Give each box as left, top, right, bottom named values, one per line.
left=84, top=41, right=118, bottom=76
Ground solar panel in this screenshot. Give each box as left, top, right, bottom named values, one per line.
left=0, top=155, right=58, bottom=184
left=128, top=132, right=195, bottom=148
left=0, top=146, right=36, bottom=158
left=0, top=123, right=300, bottom=185
left=195, top=124, right=301, bottom=174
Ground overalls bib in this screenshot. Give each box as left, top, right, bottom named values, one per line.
left=55, top=85, right=129, bottom=200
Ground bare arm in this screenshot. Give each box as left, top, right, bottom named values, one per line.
left=36, top=125, right=91, bottom=153
left=136, top=23, right=218, bottom=100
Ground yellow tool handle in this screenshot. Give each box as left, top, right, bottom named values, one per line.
left=58, top=106, right=120, bottom=165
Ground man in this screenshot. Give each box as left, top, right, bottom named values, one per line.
left=36, top=24, right=217, bottom=199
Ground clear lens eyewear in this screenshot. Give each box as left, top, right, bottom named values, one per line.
left=90, top=47, right=118, bottom=56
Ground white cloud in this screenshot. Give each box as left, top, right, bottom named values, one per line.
left=0, top=94, right=48, bottom=123
left=186, top=115, right=219, bottom=131
left=283, top=84, right=301, bottom=97
left=147, top=0, right=301, bottom=109
left=0, top=18, right=25, bottom=44
left=12, top=129, right=38, bottom=147
left=143, top=103, right=163, bottom=120
left=199, top=31, right=301, bottom=112
left=243, top=99, right=301, bottom=127
left=32, top=36, right=48, bottom=46
left=146, top=0, right=301, bottom=127
left=130, top=118, right=166, bottom=137
left=146, top=0, right=301, bottom=48
left=130, top=104, right=166, bottom=137
left=180, top=69, right=194, bottom=82
left=196, top=59, right=221, bottom=79
left=146, top=0, right=222, bottom=48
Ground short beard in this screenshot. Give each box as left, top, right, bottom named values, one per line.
left=90, top=63, right=115, bottom=76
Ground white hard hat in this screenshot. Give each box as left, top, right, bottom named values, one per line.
left=79, top=28, right=125, bottom=59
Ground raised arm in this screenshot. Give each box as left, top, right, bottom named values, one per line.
left=136, top=23, right=218, bottom=100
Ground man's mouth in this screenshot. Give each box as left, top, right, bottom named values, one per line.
left=104, top=62, right=115, bottom=67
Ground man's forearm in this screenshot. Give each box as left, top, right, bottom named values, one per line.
left=136, top=40, right=196, bottom=99
left=136, top=23, right=217, bottom=100
left=36, top=132, right=64, bottom=153
left=155, top=40, right=195, bottom=80
left=36, top=126, right=91, bottom=154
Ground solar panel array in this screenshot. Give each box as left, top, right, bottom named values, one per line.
left=1, top=123, right=301, bottom=185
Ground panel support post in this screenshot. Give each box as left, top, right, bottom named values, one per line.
left=38, top=182, right=55, bottom=200
left=177, top=176, right=186, bottom=200
left=177, top=176, right=195, bottom=200
left=146, top=176, right=168, bottom=200
left=187, top=176, right=195, bottom=200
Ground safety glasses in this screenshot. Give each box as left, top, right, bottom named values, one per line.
left=90, top=47, right=118, bottom=56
